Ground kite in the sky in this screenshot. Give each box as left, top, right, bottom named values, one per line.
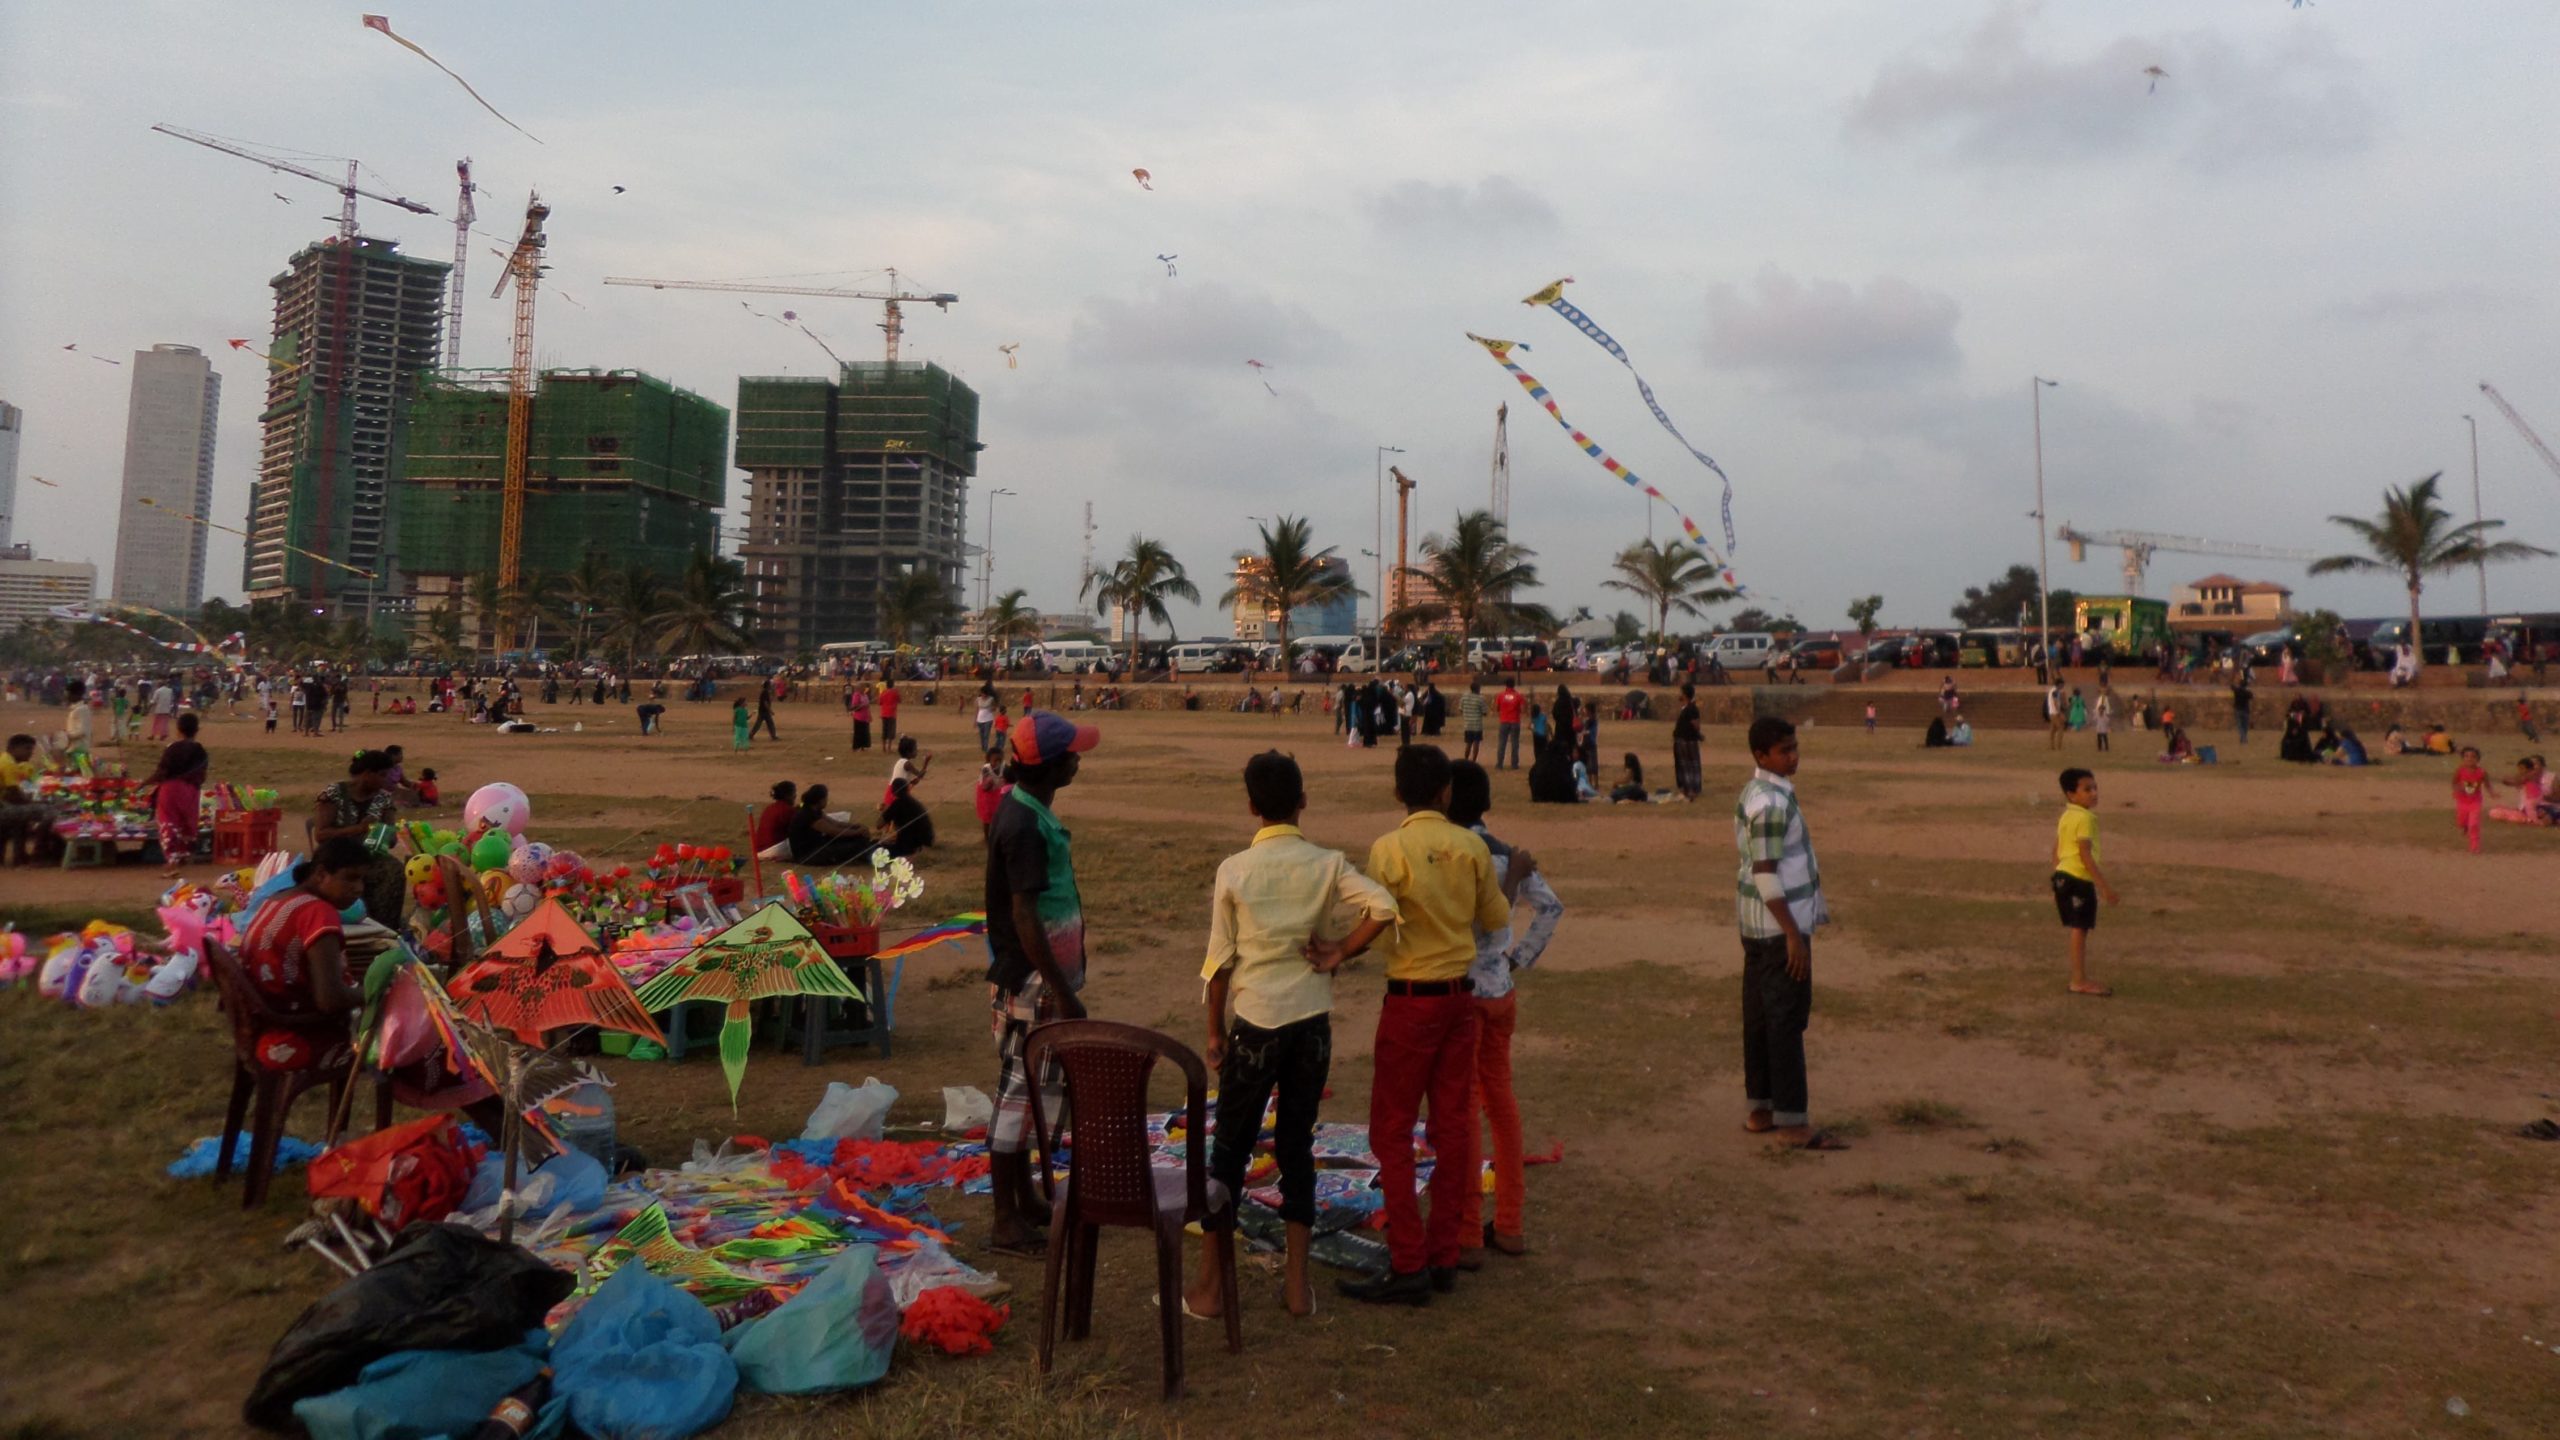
left=272, top=192, right=294, bottom=204
left=361, top=14, right=542, bottom=143
left=999, top=343, right=1020, bottom=369
left=1522, top=277, right=1737, bottom=550
left=1263, top=381, right=1279, bottom=396
left=1132, top=168, right=1153, bottom=190
left=611, top=185, right=626, bottom=194
left=1157, top=253, right=1179, bottom=276
left=225, top=338, right=302, bottom=373
left=28, top=476, right=59, bottom=488
left=2142, top=65, right=2168, bottom=93
left=62, top=345, right=121, bottom=366
left=1245, top=359, right=1270, bottom=371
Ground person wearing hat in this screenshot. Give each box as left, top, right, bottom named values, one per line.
left=984, top=708, right=1102, bottom=1257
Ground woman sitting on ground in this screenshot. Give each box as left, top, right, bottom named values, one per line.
left=2158, top=722, right=2196, bottom=764
left=787, top=784, right=877, bottom=865
left=2381, top=723, right=2408, bottom=755
left=752, top=780, right=797, bottom=854
left=878, top=738, right=936, bottom=857
left=2487, top=756, right=2554, bottom=826
left=1923, top=716, right=1951, bottom=748
left=1607, top=752, right=1647, bottom=804
left=1951, top=718, right=1974, bottom=747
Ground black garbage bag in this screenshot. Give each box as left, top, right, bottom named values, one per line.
left=244, top=1222, right=572, bottom=1430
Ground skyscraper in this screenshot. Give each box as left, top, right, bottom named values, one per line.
left=113, top=345, right=222, bottom=612
left=735, top=361, right=979, bottom=650
left=244, top=234, right=447, bottom=609
left=0, top=399, right=23, bottom=551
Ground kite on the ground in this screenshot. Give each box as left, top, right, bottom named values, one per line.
left=361, top=14, right=541, bottom=143
left=633, top=902, right=862, bottom=1110
left=1522, top=276, right=1737, bottom=551
left=1131, top=168, right=1153, bottom=190
left=999, top=343, right=1020, bottom=369
left=1157, top=253, right=1179, bottom=276
left=1469, top=331, right=1746, bottom=595
left=2142, top=65, right=2168, bottom=93
left=445, top=898, right=664, bottom=1047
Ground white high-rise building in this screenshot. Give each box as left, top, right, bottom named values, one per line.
left=113, top=345, right=221, bottom=612
left=0, top=399, right=23, bottom=551
left=0, top=544, right=96, bottom=631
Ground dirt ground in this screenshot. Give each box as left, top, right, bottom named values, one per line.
left=4, top=689, right=2557, bottom=1438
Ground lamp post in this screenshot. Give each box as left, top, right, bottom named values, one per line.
left=979, top=487, right=1015, bottom=617
left=1374, top=445, right=1403, bottom=637
left=2032, top=377, right=2060, bottom=675
left=2463, top=414, right=2487, bottom=614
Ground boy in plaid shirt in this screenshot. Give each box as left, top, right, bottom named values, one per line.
left=1735, top=717, right=1846, bottom=1151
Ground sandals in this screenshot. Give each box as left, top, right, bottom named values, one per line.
left=2519, top=1118, right=2560, bottom=1142
left=1151, top=1292, right=1220, bottom=1322
left=1743, top=1110, right=1776, bottom=1134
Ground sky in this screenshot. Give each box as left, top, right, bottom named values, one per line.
left=4, top=0, right=2558, bottom=638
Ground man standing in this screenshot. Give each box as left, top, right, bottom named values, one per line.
left=2045, top=681, right=2067, bottom=750
left=878, top=677, right=901, bottom=746
left=1736, top=718, right=1844, bottom=1151
left=1457, top=678, right=1488, bottom=763
left=982, top=710, right=1102, bottom=1257
left=1493, top=677, right=1524, bottom=770
left=2230, top=673, right=2254, bottom=745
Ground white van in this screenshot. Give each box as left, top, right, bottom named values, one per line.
left=1168, top=641, right=1231, bottom=674
left=1027, top=640, right=1112, bottom=672
left=1334, top=638, right=1383, bottom=673
left=1709, top=632, right=1777, bottom=670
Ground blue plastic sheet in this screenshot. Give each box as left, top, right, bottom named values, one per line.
left=290, top=1328, right=564, bottom=1440
left=167, top=1132, right=327, bottom=1178
left=550, top=1264, right=736, bottom=1439
left=724, top=1245, right=897, bottom=1396
left=462, top=1145, right=608, bottom=1220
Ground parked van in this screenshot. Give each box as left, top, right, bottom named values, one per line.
left=1466, top=635, right=1551, bottom=671
left=1168, top=641, right=1233, bottom=674
left=1334, top=638, right=1384, bottom=673
left=1708, top=631, right=1778, bottom=670
left=1025, top=640, right=1113, bottom=672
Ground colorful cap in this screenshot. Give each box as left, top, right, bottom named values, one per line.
left=1010, top=709, right=1100, bottom=766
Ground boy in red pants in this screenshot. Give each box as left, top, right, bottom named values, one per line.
left=1446, top=760, right=1562, bottom=1262
left=1338, top=745, right=1513, bottom=1306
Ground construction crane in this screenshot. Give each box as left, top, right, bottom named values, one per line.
left=151, top=124, right=436, bottom=241
left=2057, top=524, right=2319, bottom=596
left=490, top=192, right=549, bottom=592
left=598, top=270, right=957, bottom=364
left=447, top=159, right=476, bottom=370
left=1489, top=403, right=1510, bottom=526
left=2479, top=383, right=2560, bottom=490
left=1389, top=465, right=1418, bottom=619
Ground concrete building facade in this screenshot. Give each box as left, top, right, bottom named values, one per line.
left=113, top=345, right=222, bottom=612
left=245, top=235, right=448, bottom=610
left=0, top=544, right=97, bottom=631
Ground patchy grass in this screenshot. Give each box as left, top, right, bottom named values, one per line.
left=1885, top=1098, right=1974, bottom=1131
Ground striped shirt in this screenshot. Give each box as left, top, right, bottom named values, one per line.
left=1734, top=768, right=1827, bottom=940
left=1457, top=691, right=1489, bottom=733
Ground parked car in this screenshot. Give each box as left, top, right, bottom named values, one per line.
left=1787, top=638, right=1843, bottom=669
left=2238, top=627, right=2294, bottom=664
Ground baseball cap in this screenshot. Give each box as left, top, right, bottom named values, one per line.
left=1010, top=709, right=1101, bottom=766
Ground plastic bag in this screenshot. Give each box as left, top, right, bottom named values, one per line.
left=289, top=1326, right=561, bottom=1440
left=723, top=1246, right=897, bottom=1396
left=245, top=1224, right=573, bottom=1429
left=549, top=1263, right=736, bottom=1439
left=802, top=1077, right=897, bottom=1142
left=941, top=1085, right=993, bottom=1133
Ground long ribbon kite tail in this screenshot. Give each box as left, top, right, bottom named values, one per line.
left=719, top=999, right=752, bottom=1112
left=1525, top=278, right=1737, bottom=552
left=362, top=15, right=542, bottom=143
left=1467, top=334, right=1748, bottom=596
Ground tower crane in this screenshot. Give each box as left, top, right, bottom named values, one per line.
left=2056, top=524, right=2319, bottom=596
left=2478, top=383, right=2560, bottom=490
left=1489, top=403, right=1510, bottom=525
left=490, top=192, right=549, bottom=593
left=599, top=270, right=957, bottom=364
left=1390, top=465, right=1418, bottom=620
left=151, top=124, right=436, bottom=241
left=447, top=159, right=476, bottom=370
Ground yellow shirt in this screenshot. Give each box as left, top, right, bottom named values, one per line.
left=1365, top=811, right=1511, bottom=983
left=1201, top=825, right=1400, bottom=1030
left=2054, top=804, right=2099, bottom=880
left=0, top=754, right=35, bottom=799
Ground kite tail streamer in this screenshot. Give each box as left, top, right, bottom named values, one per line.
left=362, top=15, right=542, bottom=143
left=1524, top=278, right=1737, bottom=552
left=1467, top=334, right=1747, bottom=596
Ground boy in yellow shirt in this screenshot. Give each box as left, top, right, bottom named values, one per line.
left=2052, top=768, right=2120, bottom=997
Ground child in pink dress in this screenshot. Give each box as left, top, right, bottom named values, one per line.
left=2452, top=747, right=2488, bottom=853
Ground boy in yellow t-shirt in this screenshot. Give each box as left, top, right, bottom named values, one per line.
left=2052, top=768, right=2120, bottom=997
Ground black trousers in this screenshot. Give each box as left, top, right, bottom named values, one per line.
left=1740, top=934, right=1811, bottom=1123
left=1210, top=1013, right=1331, bottom=1225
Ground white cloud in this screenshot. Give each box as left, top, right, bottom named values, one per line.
left=1064, top=282, right=1344, bottom=371
left=1703, top=269, right=1962, bottom=383
left=1361, top=175, right=1561, bottom=236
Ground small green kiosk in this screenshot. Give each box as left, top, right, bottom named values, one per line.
left=2073, top=596, right=2169, bottom=657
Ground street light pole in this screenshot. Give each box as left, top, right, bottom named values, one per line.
left=2463, top=414, right=2487, bottom=614
left=979, top=487, right=1016, bottom=617
left=1374, top=445, right=1403, bottom=637
left=2032, top=377, right=2060, bottom=673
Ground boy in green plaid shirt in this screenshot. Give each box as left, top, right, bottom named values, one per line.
left=1735, top=717, right=1845, bottom=1150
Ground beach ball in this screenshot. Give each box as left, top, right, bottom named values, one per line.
left=507, top=842, right=554, bottom=885
left=464, top=782, right=532, bottom=838
left=499, top=883, right=542, bottom=923
left=469, top=829, right=514, bottom=872
left=545, top=850, right=584, bottom=881
left=481, top=870, right=510, bottom=904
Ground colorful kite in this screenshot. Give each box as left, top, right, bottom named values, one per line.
left=1522, top=277, right=1737, bottom=551
left=61, top=345, right=121, bottom=366
left=2142, top=65, right=2168, bottom=93
left=445, top=898, right=664, bottom=1047
left=1467, top=333, right=1745, bottom=594
left=1131, top=168, right=1153, bottom=190
left=999, top=343, right=1020, bottom=369
left=361, top=14, right=541, bottom=143
left=871, top=913, right=988, bottom=962
left=633, top=903, right=863, bottom=1109
left=49, top=602, right=248, bottom=664
left=225, top=338, right=302, bottom=373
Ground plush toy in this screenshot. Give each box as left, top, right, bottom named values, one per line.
left=463, top=782, right=531, bottom=838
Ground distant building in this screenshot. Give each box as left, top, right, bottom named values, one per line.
left=0, top=399, right=22, bottom=551
left=735, top=362, right=980, bottom=652
left=0, top=544, right=97, bottom=631
left=394, top=368, right=728, bottom=636
left=1390, top=565, right=1465, bottom=641
left=113, top=345, right=222, bottom=613
left=1228, top=552, right=1357, bottom=640
left=245, top=235, right=448, bottom=609
left=2171, top=574, right=2292, bottom=634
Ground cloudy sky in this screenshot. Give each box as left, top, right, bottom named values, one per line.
left=5, top=0, right=2558, bottom=635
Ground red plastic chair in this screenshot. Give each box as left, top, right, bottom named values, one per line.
left=1027, top=1019, right=1241, bottom=1400
left=203, top=939, right=381, bottom=1209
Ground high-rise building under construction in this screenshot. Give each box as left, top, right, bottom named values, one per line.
left=734, top=361, right=979, bottom=651
left=394, top=368, right=729, bottom=614
left=244, top=235, right=447, bottom=608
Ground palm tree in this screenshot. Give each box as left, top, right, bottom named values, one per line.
left=655, top=551, right=753, bottom=658
left=1219, top=515, right=1361, bottom=668
left=419, top=604, right=468, bottom=667
left=1084, top=536, right=1198, bottom=654
left=981, top=587, right=1044, bottom=656
left=2309, top=474, right=2550, bottom=674
left=595, top=565, right=667, bottom=667
left=494, top=573, right=556, bottom=659
left=556, top=551, right=616, bottom=662
left=1600, top=539, right=1737, bottom=647
left=1385, top=509, right=1554, bottom=648
left=877, top=566, right=959, bottom=648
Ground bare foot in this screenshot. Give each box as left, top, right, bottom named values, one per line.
left=1181, top=1279, right=1225, bottom=1319
left=1283, top=1278, right=1316, bottom=1317
left=2068, top=982, right=2113, bottom=998
left=1743, top=1109, right=1775, bottom=1133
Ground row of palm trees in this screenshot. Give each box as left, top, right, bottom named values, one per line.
left=448, top=550, right=756, bottom=665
